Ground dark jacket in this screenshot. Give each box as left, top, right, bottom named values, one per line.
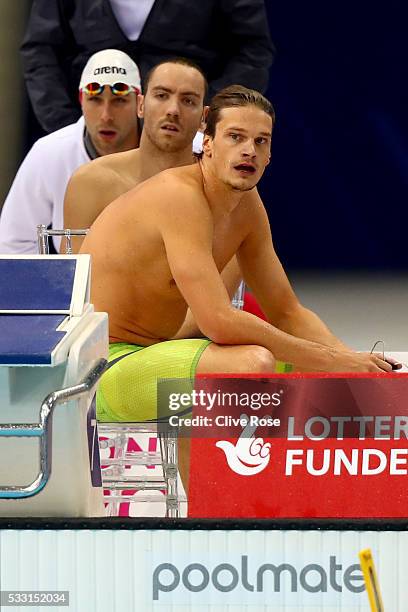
left=21, top=0, right=275, bottom=133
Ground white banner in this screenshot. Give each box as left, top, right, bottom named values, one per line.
left=0, top=529, right=406, bottom=611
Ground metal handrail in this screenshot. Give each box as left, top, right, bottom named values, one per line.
left=37, top=224, right=88, bottom=255
left=0, top=358, right=108, bottom=499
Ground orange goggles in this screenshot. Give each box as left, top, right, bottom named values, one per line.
left=82, top=82, right=137, bottom=97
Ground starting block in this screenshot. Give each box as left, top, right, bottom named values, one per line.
left=0, top=255, right=108, bottom=516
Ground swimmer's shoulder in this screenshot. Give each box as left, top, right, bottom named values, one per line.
left=142, top=165, right=209, bottom=225
left=75, top=149, right=140, bottom=185
left=237, top=188, right=271, bottom=234
left=69, top=157, right=115, bottom=189
left=148, top=163, right=203, bottom=194
left=65, top=151, right=141, bottom=228
left=120, top=165, right=206, bottom=223
left=91, top=148, right=139, bottom=173
left=239, top=188, right=267, bottom=215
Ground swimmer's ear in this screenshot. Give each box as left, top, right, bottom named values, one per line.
left=202, top=134, right=213, bottom=157
left=137, top=94, right=145, bottom=118
left=200, top=106, right=209, bottom=132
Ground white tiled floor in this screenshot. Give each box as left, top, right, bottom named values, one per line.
left=289, top=271, right=408, bottom=351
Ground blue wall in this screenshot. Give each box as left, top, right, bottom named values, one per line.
left=262, top=1, right=408, bottom=270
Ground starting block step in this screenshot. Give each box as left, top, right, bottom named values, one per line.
left=0, top=314, right=66, bottom=365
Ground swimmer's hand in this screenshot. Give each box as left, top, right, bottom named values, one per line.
left=327, top=350, right=400, bottom=373
left=384, top=356, right=403, bottom=370
left=369, top=352, right=402, bottom=370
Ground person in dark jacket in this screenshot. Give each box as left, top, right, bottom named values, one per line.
left=21, top=0, right=275, bottom=133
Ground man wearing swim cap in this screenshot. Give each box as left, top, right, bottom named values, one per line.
left=0, top=49, right=141, bottom=253
left=81, top=86, right=397, bottom=441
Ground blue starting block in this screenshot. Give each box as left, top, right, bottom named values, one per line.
left=0, top=255, right=108, bottom=516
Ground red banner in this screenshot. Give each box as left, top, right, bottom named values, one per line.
left=187, top=374, right=408, bottom=518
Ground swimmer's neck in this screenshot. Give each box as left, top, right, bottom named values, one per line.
left=198, top=158, right=247, bottom=219
left=137, top=131, right=196, bottom=182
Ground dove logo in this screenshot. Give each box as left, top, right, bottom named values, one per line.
left=216, top=414, right=271, bottom=476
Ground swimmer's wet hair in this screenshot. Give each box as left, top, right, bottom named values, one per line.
left=205, top=85, right=275, bottom=138
left=143, top=57, right=208, bottom=100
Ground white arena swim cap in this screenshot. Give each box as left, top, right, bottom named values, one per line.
left=79, top=49, right=141, bottom=92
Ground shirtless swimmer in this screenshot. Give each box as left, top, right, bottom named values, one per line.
left=81, top=85, right=401, bottom=489
left=82, top=85, right=397, bottom=429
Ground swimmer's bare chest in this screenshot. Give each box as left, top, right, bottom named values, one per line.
left=107, top=223, right=244, bottom=345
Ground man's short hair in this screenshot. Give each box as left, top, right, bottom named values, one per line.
left=205, top=85, right=275, bottom=138
left=143, top=57, right=208, bottom=100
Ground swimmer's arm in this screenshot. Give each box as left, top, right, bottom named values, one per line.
left=160, top=184, right=390, bottom=371
left=237, top=194, right=349, bottom=351
left=171, top=258, right=242, bottom=340
left=63, top=164, right=108, bottom=253
left=160, top=190, right=335, bottom=369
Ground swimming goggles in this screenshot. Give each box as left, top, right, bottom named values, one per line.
left=82, top=82, right=138, bottom=97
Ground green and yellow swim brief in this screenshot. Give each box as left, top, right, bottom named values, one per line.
left=96, top=339, right=211, bottom=422
left=96, top=339, right=292, bottom=423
